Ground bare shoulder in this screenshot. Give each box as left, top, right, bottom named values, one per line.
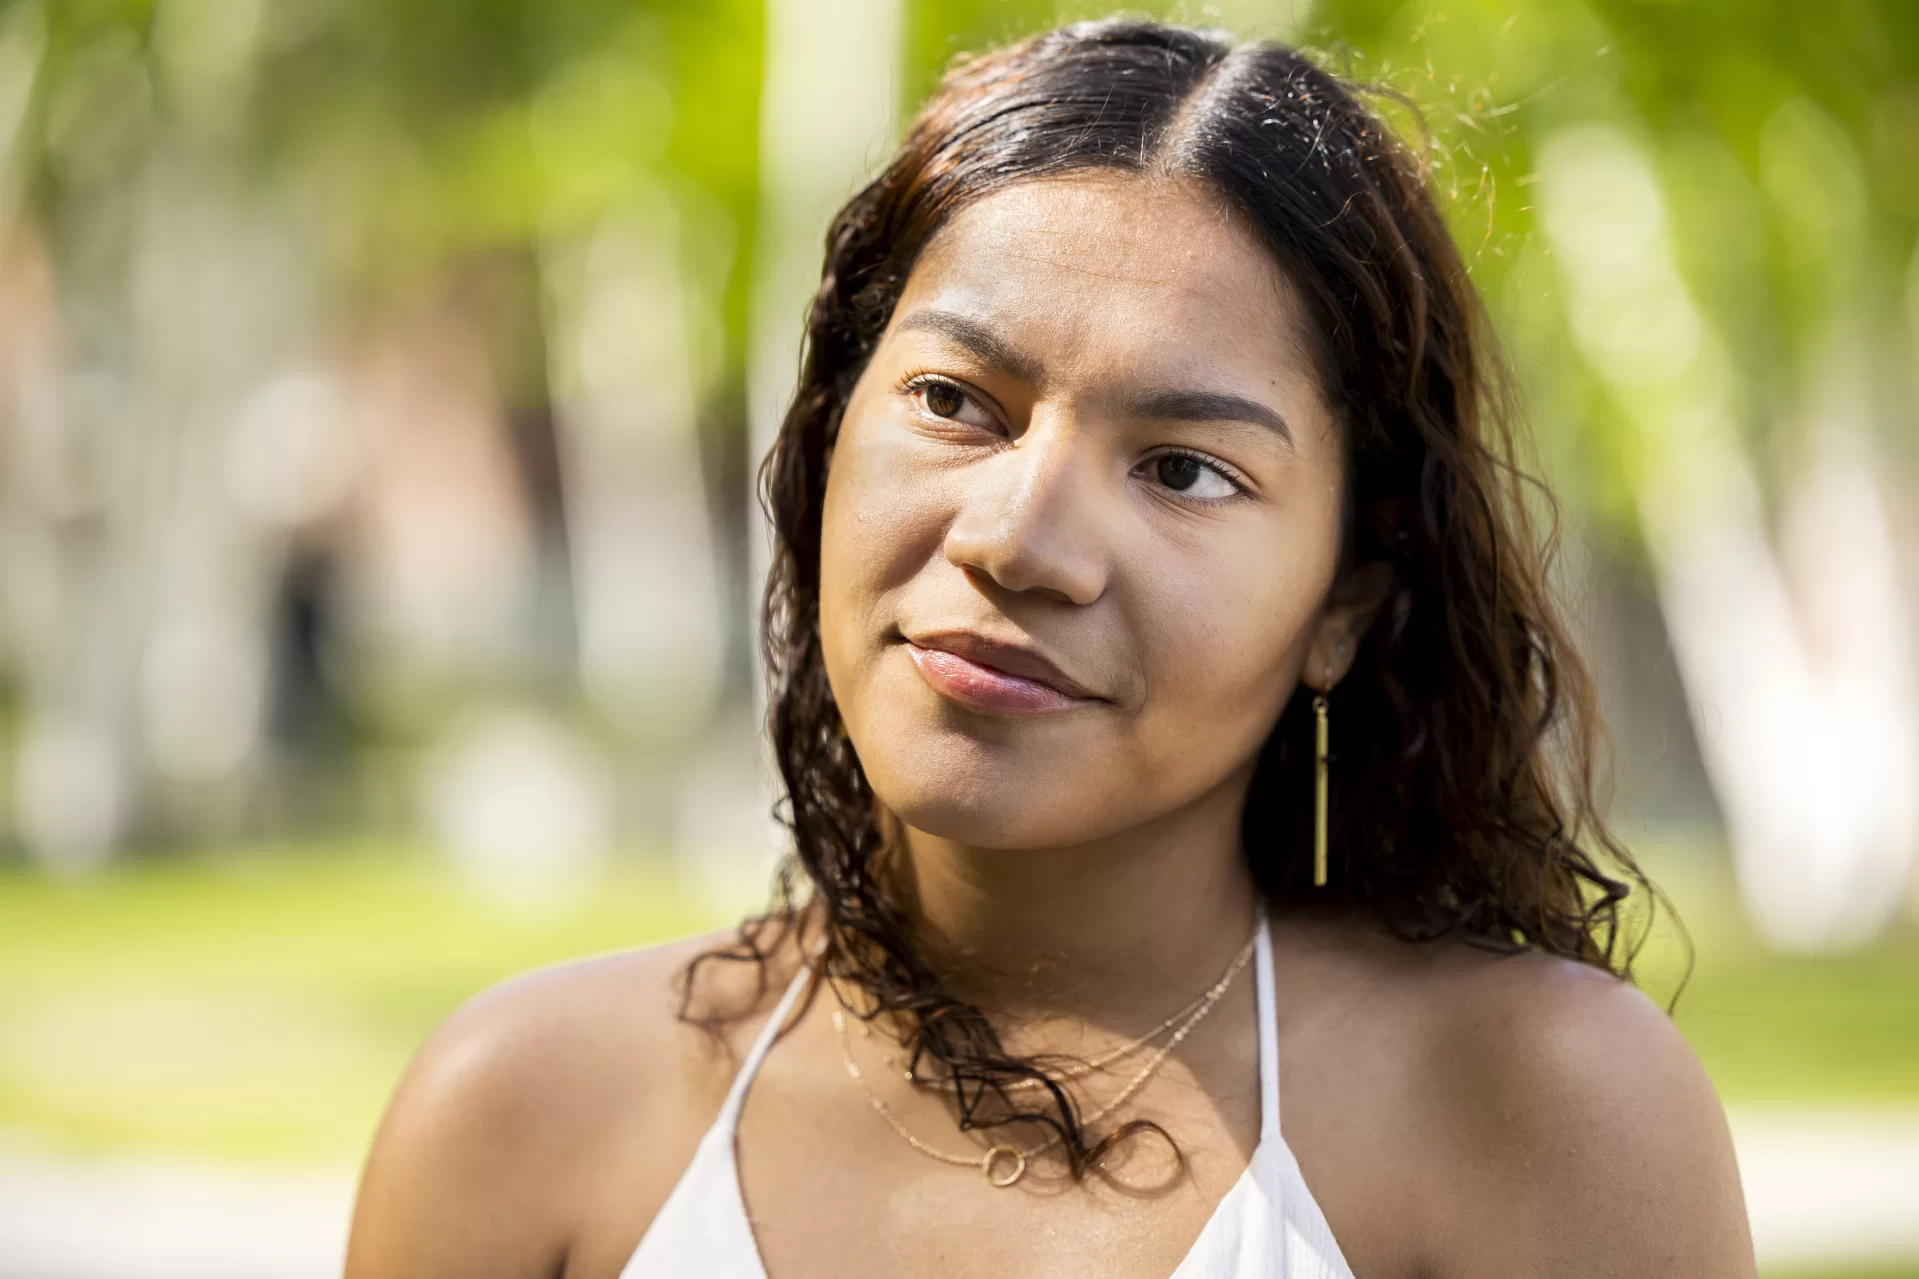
left=345, top=926, right=798, bottom=1279
left=1406, top=946, right=1756, bottom=1278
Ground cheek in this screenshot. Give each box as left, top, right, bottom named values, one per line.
left=1124, top=520, right=1331, bottom=755
left=818, top=411, right=951, bottom=696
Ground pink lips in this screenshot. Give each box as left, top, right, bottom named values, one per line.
left=904, top=639, right=1098, bottom=716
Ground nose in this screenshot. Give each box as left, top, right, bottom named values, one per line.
left=943, top=414, right=1108, bottom=606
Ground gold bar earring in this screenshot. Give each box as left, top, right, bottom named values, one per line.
left=1313, top=692, right=1330, bottom=887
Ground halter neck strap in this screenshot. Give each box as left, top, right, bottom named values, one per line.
left=1254, top=912, right=1281, bottom=1139
left=719, top=915, right=1280, bottom=1137
left=716, top=962, right=812, bottom=1131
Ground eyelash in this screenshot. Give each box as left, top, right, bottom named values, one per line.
left=1147, top=447, right=1251, bottom=502
left=900, top=371, right=999, bottom=428
left=896, top=371, right=1251, bottom=502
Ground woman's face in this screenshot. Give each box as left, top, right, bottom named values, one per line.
left=819, top=174, right=1368, bottom=849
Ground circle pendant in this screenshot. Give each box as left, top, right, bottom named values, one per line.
left=982, top=1144, right=1027, bottom=1188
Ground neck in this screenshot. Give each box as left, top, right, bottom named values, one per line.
left=886, top=773, right=1261, bottom=1024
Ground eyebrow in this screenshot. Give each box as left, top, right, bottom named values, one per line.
left=1116, top=387, right=1295, bottom=449
left=893, top=309, right=1044, bottom=385
left=893, top=307, right=1294, bottom=448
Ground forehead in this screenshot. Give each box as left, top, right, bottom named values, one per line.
left=896, top=174, right=1315, bottom=384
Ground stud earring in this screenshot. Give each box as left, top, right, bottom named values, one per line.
left=1313, top=690, right=1330, bottom=887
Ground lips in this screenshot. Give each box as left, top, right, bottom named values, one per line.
left=902, top=631, right=1101, bottom=716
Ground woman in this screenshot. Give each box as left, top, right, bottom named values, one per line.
left=347, top=20, right=1755, bottom=1278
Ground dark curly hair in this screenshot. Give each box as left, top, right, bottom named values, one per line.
left=681, top=18, right=1663, bottom=1179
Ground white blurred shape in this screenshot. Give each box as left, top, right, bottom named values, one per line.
left=14, top=717, right=125, bottom=872
left=1539, top=124, right=1919, bottom=950
left=673, top=713, right=786, bottom=920
left=749, top=0, right=901, bottom=545
left=14, top=369, right=108, bottom=521
left=348, top=307, right=533, bottom=669
left=1731, top=1106, right=1919, bottom=1270
left=544, top=205, right=725, bottom=740
left=0, top=1144, right=349, bottom=1279
left=733, top=0, right=902, bottom=880
left=224, top=370, right=360, bottom=529
left=424, top=708, right=613, bottom=910
left=139, top=614, right=264, bottom=783
left=1773, top=368, right=1919, bottom=938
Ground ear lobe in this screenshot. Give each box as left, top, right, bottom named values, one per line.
left=1306, top=560, right=1397, bottom=689
left=1340, top=560, right=1397, bottom=620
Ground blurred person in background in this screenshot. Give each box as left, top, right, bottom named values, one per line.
left=346, top=20, right=1753, bottom=1279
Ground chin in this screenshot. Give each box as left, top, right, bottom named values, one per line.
left=857, top=729, right=1137, bottom=849
left=880, top=787, right=1095, bottom=849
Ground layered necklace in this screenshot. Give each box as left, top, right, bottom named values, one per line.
left=830, top=925, right=1258, bottom=1188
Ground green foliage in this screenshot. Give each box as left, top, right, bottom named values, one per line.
left=891, top=1, right=1918, bottom=535
left=904, top=0, right=1051, bottom=112
left=22, top=0, right=1907, bottom=529
left=1306, top=0, right=1918, bottom=525
left=12, top=0, right=762, bottom=379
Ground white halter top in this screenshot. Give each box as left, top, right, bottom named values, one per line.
left=621, top=916, right=1355, bottom=1278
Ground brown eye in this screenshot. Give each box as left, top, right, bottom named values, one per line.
left=924, top=380, right=965, bottom=418
left=1156, top=455, right=1203, bottom=491
left=1146, top=451, right=1240, bottom=500
left=906, top=376, right=997, bottom=431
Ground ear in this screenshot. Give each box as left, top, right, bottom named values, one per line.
left=1302, top=560, right=1395, bottom=691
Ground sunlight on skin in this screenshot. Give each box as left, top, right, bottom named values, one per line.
left=819, top=174, right=1387, bottom=1012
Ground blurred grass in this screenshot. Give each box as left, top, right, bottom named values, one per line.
left=0, top=848, right=728, bottom=1166
left=1631, top=837, right=1919, bottom=1106
left=0, top=835, right=1914, bottom=1182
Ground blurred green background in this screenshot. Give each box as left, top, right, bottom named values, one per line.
left=0, top=0, right=1914, bottom=1275
left=3, top=837, right=1916, bottom=1159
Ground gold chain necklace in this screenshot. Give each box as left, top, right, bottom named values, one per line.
left=830, top=926, right=1257, bottom=1188
left=867, top=949, right=1245, bottom=1090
